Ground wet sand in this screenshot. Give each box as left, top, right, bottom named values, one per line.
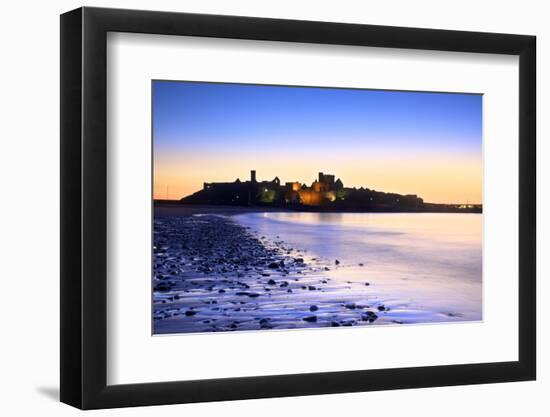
left=153, top=212, right=393, bottom=334
left=153, top=205, right=481, bottom=334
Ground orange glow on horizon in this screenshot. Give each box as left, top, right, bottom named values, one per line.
left=153, top=150, right=482, bottom=204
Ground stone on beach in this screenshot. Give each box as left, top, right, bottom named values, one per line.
left=235, top=291, right=261, bottom=298
left=361, top=311, right=378, bottom=322
left=153, top=213, right=383, bottom=334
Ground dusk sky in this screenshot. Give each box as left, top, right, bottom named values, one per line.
left=153, top=81, right=482, bottom=204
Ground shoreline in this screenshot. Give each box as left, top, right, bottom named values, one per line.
left=154, top=203, right=292, bottom=218
left=153, top=214, right=393, bottom=334
left=154, top=201, right=482, bottom=217
left=153, top=211, right=478, bottom=334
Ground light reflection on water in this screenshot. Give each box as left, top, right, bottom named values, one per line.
left=234, top=212, right=482, bottom=322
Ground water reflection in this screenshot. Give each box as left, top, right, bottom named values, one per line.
left=235, top=212, right=482, bottom=322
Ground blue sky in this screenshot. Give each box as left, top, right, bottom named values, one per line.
left=153, top=80, right=482, bottom=203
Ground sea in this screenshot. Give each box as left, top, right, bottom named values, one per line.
left=232, top=212, right=482, bottom=323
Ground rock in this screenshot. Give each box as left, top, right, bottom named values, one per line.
left=309, top=305, right=319, bottom=312
left=280, top=281, right=289, bottom=287
left=218, top=289, right=226, bottom=293
left=324, top=267, right=330, bottom=271
left=344, top=303, right=357, bottom=309
left=308, top=286, right=316, bottom=291
left=184, top=310, right=197, bottom=316
left=364, top=282, right=370, bottom=286
left=268, top=262, right=280, bottom=269
left=235, top=291, right=260, bottom=298
left=294, top=258, right=304, bottom=263
left=259, top=318, right=272, bottom=329
left=377, top=305, right=386, bottom=311
left=361, top=311, right=378, bottom=322
left=335, top=259, right=340, bottom=265
left=303, top=315, right=317, bottom=323
left=358, top=263, right=364, bottom=267
left=267, top=279, right=277, bottom=285
left=331, top=321, right=340, bottom=327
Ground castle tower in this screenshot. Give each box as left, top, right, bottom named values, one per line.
left=251, top=170, right=257, bottom=183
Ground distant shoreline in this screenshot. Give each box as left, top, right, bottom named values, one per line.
left=154, top=200, right=482, bottom=216
left=154, top=203, right=290, bottom=217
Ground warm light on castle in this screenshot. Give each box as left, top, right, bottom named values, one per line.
left=180, top=170, right=437, bottom=211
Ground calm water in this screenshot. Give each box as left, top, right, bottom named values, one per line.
left=233, top=212, right=482, bottom=323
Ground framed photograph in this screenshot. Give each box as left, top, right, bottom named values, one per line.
left=60, top=6, right=536, bottom=409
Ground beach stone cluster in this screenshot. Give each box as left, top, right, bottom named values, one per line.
left=153, top=215, right=393, bottom=334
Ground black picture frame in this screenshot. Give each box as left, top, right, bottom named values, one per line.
left=60, top=6, right=536, bottom=410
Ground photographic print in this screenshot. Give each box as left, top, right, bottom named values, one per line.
left=152, top=81, right=482, bottom=335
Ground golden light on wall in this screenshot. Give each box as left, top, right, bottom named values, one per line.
left=298, top=189, right=322, bottom=206
left=312, top=181, right=322, bottom=193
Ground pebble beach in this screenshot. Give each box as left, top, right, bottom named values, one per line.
left=153, top=213, right=394, bottom=334
left=153, top=206, right=482, bottom=334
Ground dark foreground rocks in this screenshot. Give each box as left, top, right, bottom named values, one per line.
left=153, top=214, right=394, bottom=334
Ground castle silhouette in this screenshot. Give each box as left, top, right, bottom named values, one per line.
left=180, top=170, right=428, bottom=211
